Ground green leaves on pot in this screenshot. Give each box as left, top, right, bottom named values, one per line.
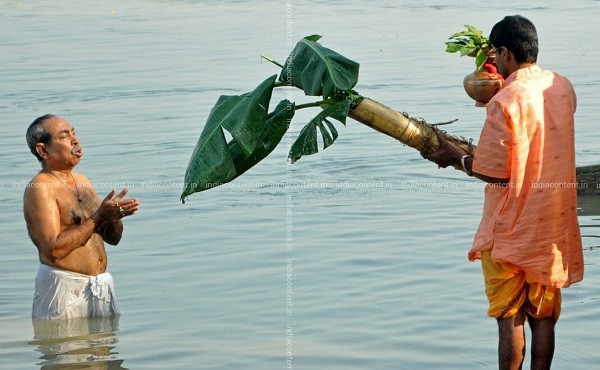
left=181, top=75, right=293, bottom=202
left=280, top=35, right=359, bottom=99
left=445, top=25, right=491, bottom=71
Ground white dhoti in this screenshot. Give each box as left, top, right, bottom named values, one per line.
left=32, top=264, right=120, bottom=320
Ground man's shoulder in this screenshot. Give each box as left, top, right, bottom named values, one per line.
left=29, top=171, right=91, bottom=183
left=548, top=71, right=575, bottom=93
left=24, top=171, right=87, bottom=195
left=538, top=69, right=577, bottom=110
left=487, top=85, right=519, bottom=112
left=26, top=172, right=55, bottom=191
left=493, top=68, right=573, bottom=106
left=546, top=69, right=570, bottom=81
left=23, top=173, right=56, bottom=212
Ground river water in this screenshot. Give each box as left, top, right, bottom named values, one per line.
left=1, top=1, right=599, bottom=369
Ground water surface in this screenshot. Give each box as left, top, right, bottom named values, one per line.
left=1, top=1, right=599, bottom=369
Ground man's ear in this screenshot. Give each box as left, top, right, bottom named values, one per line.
left=502, top=47, right=515, bottom=63
left=36, top=143, right=48, bottom=159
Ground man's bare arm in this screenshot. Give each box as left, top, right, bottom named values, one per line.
left=25, top=184, right=100, bottom=262
left=95, top=220, right=123, bottom=245
left=25, top=185, right=134, bottom=262
left=463, top=155, right=510, bottom=185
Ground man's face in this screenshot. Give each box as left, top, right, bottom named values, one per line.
left=39, top=116, right=83, bottom=170
left=494, top=46, right=510, bottom=80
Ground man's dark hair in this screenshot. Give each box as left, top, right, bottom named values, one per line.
left=26, top=114, right=55, bottom=162
left=489, top=15, right=538, bottom=63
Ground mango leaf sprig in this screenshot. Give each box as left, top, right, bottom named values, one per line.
left=445, top=25, right=491, bottom=71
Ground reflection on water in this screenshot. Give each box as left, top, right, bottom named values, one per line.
left=30, top=316, right=126, bottom=369
left=579, top=194, right=600, bottom=216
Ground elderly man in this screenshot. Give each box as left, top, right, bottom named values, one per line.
left=24, top=114, right=140, bottom=320
left=423, top=15, right=583, bottom=370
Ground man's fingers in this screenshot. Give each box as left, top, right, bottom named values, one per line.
left=421, top=149, right=440, bottom=161
left=120, top=202, right=140, bottom=218
left=103, top=189, right=117, bottom=202
left=114, top=188, right=129, bottom=200
left=436, top=131, right=452, bottom=149
left=123, top=200, right=139, bottom=210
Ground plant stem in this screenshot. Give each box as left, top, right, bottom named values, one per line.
left=294, top=101, right=323, bottom=110
left=261, top=54, right=283, bottom=68
left=431, top=119, right=459, bottom=126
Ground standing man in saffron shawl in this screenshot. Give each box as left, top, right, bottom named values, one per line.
left=24, top=114, right=140, bottom=319
left=423, top=15, right=583, bottom=370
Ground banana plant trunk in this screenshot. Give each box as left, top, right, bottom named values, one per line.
left=349, top=97, right=473, bottom=174
left=349, top=97, right=598, bottom=194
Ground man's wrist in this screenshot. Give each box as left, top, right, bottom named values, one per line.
left=89, top=212, right=102, bottom=225
left=461, top=155, right=473, bottom=176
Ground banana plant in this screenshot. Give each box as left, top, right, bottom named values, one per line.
left=181, top=35, right=365, bottom=202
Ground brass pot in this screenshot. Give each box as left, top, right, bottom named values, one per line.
left=463, top=70, right=503, bottom=107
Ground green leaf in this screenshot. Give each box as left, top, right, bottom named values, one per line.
left=288, top=97, right=352, bottom=163
left=224, top=76, right=276, bottom=156
left=303, top=34, right=322, bottom=42
left=453, top=30, right=477, bottom=38
left=321, top=96, right=353, bottom=125
left=323, top=119, right=339, bottom=144
left=279, top=35, right=359, bottom=99
left=464, top=25, right=482, bottom=36
left=228, top=99, right=295, bottom=175
left=459, top=45, right=477, bottom=56
left=317, top=120, right=334, bottom=148
left=475, top=50, right=488, bottom=71
left=445, top=42, right=464, bottom=53
left=289, top=118, right=318, bottom=163
left=447, top=25, right=489, bottom=61
left=181, top=76, right=293, bottom=201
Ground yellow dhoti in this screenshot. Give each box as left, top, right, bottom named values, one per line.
left=481, top=250, right=561, bottom=321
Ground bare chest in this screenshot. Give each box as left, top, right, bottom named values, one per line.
left=56, top=185, right=97, bottom=228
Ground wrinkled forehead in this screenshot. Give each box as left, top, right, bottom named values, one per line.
left=42, top=116, right=74, bottom=137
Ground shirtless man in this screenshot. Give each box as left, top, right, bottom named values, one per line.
left=24, top=114, right=140, bottom=319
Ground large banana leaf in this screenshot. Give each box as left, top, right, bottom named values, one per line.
left=279, top=35, right=359, bottom=99
left=230, top=99, right=294, bottom=174
left=289, top=97, right=352, bottom=163
left=181, top=75, right=292, bottom=202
